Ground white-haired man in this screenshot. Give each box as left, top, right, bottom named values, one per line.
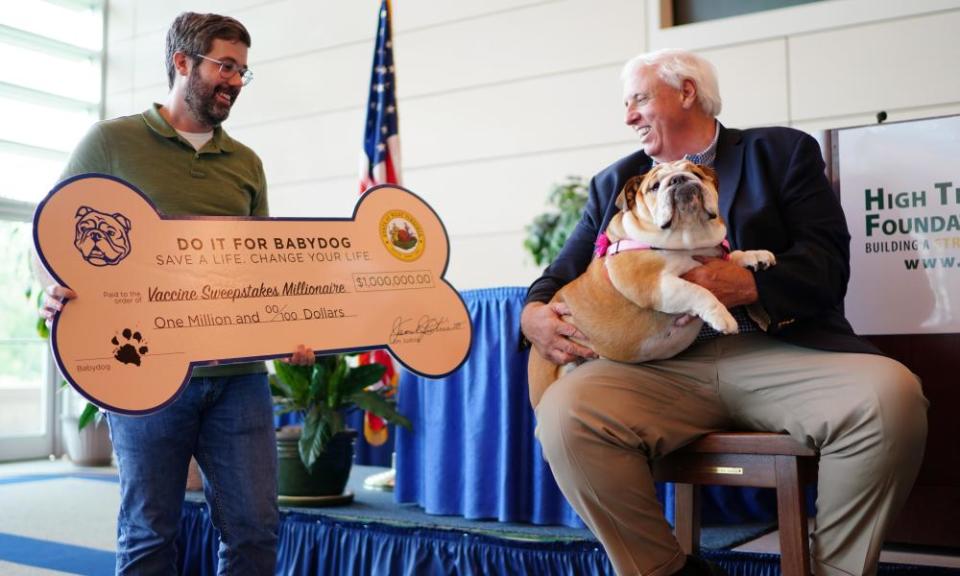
left=522, top=49, right=928, bottom=576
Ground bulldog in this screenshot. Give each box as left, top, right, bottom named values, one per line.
left=528, top=160, right=775, bottom=408
left=74, top=206, right=133, bottom=266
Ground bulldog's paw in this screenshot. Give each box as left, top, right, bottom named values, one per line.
left=112, top=329, right=148, bottom=366
left=730, top=249, right=776, bottom=271
left=703, top=307, right=739, bottom=335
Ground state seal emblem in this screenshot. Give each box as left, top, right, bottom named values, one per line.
left=379, top=209, right=425, bottom=262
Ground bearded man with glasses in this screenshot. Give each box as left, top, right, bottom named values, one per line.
left=39, top=12, right=314, bottom=575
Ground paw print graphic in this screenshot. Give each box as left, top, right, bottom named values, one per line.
left=112, top=328, right=148, bottom=366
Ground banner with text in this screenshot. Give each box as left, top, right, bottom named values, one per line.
left=839, top=115, right=960, bottom=334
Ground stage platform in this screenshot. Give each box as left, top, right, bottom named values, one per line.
left=178, top=465, right=960, bottom=576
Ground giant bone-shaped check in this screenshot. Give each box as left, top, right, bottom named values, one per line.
left=34, top=175, right=471, bottom=414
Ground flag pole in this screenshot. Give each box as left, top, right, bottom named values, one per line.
left=359, top=0, right=401, bottom=491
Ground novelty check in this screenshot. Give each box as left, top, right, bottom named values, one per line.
left=34, top=175, right=472, bottom=414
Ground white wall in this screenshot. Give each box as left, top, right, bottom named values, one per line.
left=105, top=0, right=960, bottom=290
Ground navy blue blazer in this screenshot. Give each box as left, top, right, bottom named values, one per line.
left=526, top=125, right=879, bottom=355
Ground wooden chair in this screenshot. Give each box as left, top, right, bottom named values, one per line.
left=652, top=432, right=819, bottom=576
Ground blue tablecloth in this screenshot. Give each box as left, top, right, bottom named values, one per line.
left=395, top=286, right=788, bottom=528
left=395, top=286, right=583, bottom=526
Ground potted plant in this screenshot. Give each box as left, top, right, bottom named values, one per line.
left=35, top=303, right=112, bottom=466
left=270, top=353, right=410, bottom=503
left=59, top=391, right=112, bottom=466
left=523, top=176, right=589, bottom=265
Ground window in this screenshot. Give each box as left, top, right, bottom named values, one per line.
left=0, top=218, right=49, bottom=438
left=0, top=0, right=103, bottom=460
left=665, top=0, right=823, bottom=27
left=0, top=0, right=103, bottom=204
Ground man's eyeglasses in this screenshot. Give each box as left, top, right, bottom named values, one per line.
left=194, top=54, right=253, bottom=86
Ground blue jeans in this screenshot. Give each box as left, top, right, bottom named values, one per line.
left=107, top=373, right=278, bottom=575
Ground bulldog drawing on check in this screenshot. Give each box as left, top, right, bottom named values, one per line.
left=527, top=159, right=775, bottom=407
left=73, top=205, right=133, bottom=267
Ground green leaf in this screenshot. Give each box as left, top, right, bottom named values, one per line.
left=341, top=363, right=386, bottom=396
left=298, top=405, right=342, bottom=470
left=327, top=356, right=348, bottom=408
left=309, top=363, right=327, bottom=404
left=348, top=391, right=411, bottom=430
left=36, top=316, right=49, bottom=339
left=299, top=407, right=323, bottom=470
left=77, top=402, right=99, bottom=431
left=318, top=354, right=340, bottom=372
left=273, top=360, right=311, bottom=406
left=268, top=373, right=291, bottom=398
left=34, top=290, right=51, bottom=339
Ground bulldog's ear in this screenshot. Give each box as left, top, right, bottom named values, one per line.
left=114, top=213, right=132, bottom=232
left=693, top=165, right=720, bottom=219
left=76, top=206, right=93, bottom=219
left=696, top=164, right=719, bottom=190
left=616, top=176, right=642, bottom=212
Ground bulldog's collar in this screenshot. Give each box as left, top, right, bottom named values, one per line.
left=594, top=233, right=730, bottom=259
left=594, top=234, right=653, bottom=257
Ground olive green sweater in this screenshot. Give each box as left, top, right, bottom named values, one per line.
left=61, top=104, right=268, bottom=377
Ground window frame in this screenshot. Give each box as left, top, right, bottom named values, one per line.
left=646, top=0, right=960, bottom=52
left=0, top=0, right=104, bottom=462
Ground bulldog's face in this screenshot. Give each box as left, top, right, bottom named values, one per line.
left=613, top=160, right=725, bottom=248
left=74, top=206, right=132, bottom=266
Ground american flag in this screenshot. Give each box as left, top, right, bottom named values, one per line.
left=360, top=0, right=401, bottom=192
left=359, top=0, right=400, bottom=447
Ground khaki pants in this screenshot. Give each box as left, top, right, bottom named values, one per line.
left=535, top=333, right=927, bottom=576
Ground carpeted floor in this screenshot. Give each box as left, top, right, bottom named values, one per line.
left=0, top=464, right=118, bottom=575
left=1, top=460, right=957, bottom=575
